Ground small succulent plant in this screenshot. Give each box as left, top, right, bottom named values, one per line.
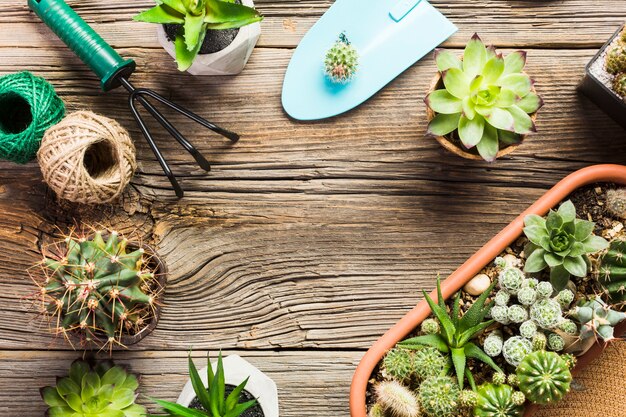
left=605, top=189, right=626, bottom=219
left=383, top=348, right=414, bottom=382
left=519, top=320, right=538, bottom=339
left=597, top=238, right=626, bottom=303
left=474, top=383, right=525, bottom=417
left=498, top=267, right=525, bottom=295
left=517, top=286, right=537, bottom=306
left=426, top=34, right=542, bottom=161
left=41, top=360, right=145, bottom=417
left=412, top=346, right=447, bottom=381
left=555, top=289, right=575, bottom=308
left=492, top=372, right=506, bottom=385
left=606, top=42, right=626, bottom=75
left=484, top=330, right=504, bottom=357
left=151, top=352, right=258, bottom=417
left=421, top=318, right=441, bottom=335
left=375, top=380, right=421, bottom=417
left=324, top=33, right=359, bottom=84
left=507, top=304, right=528, bottom=323
left=134, top=0, right=263, bottom=71
left=399, top=277, right=502, bottom=388
left=516, top=351, right=572, bottom=404
left=494, top=290, right=511, bottom=306
left=531, top=332, right=547, bottom=351
left=502, top=336, right=532, bottom=367
left=547, top=333, right=565, bottom=351
left=491, top=305, right=510, bottom=324
left=30, top=229, right=162, bottom=351
left=418, top=376, right=460, bottom=417
left=523, top=200, right=608, bottom=290
left=613, top=73, right=626, bottom=97
left=459, top=390, right=479, bottom=408
left=568, top=297, right=626, bottom=343
left=368, top=403, right=385, bottom=417
left=529, top=298, right=563, bottom=330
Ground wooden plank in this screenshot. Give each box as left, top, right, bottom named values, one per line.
left=3, top=0, right=626, bottom=48
left=0, top=350, right=360, bottom=416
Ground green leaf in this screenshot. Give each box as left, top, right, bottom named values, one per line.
left=110, top=389, right=135, bottom=410
left=426, top=90, right=463, bottom=114
left=224, top=400, right=258, bottom=417
left=398, top=334, right=450, bottom=353
left=476, top=123, right=499, bottom=162
left=216, top=352, right=226, bottom=415
left=564, top=256, right=587, bottom=277
left=574, top=220, right=595, bottom=241
left=443, top=68, right=471, bottom=99
left=451, top=291, right=461, bottom=329
left=458, top=114, right=485, bottom=148
left=161, top=0, right=187, bottom=14
left=484, top=107, right=514, bottom=131
left=482, top=56, right=505, bottom=84
left=133, top=5, right=185, bottom=24
left=450, top=347, right=466, bottom=388
left=546, top=210, right=563, bottom=230
left=458, top=280, right=496, bottom=330
left=81, top=372, right=100, bottom=402
left=496, top=88, right=516, bottom=108
left=497, top=73, right=532, bottom=97
left=64, top=393, right=83, bottom=412
left=427, top=113, right=461, bottom=136
left=151, top=398, right=208, bottom=417
left=550, top=264, right=570, bottom=290
left=41, top=386, right=65, bottom=407
left=124, top=404, right=147, bottom=417
left=47, top=407, right=76, bottom=417
left=524, top=214, right=546, bottom=228
left=507, top=105, right=535, bottom=134
left=204, top=0, right=263, bottom=28
left=189, top=354, right=212, bottom=411
left=458, top=319, right=495, bottom=346
left=463, top=34, right=487, bottom=78
left=174, top=27, right=205, bottom=71
left=582, top=235, right=609, bottom=253
left=557, top=200, right=576, bottom=222
left=544, top=252, right=564, bottom=267
left=503, top=51, right=527, bottom=75
left=422, top=290, right=456, bottom=344
left=498, top=130, right=521, bottom=145
left=225, top=377, right=251, bottom=411
left=524, top=248, right=548, bottom=272
left=101, top=366, right=126, bottom=387
left=462, top=97, right=476, bottom=120
left=470, top=75, right=484, bottom=92
left=464, top=367, right=477, bottom=391
left=435, top=49, right=463, bottom=72
left=568, top=241, right=586, bottom=257
left=184, top=13, right=206, bottom=51
left=516, top=92, right=543, bottom=113
left=464, top=342, right=503, bottom=373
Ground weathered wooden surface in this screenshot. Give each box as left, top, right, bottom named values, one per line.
left=1, top=0, right=626, bottom=416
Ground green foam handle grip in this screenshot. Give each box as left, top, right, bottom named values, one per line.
left=28, top=0, right=136, bottom=91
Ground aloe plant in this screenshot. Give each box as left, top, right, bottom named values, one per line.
left=426, top=34, right=543, bottom=161
left=398, top=278, right=502, bottom=389
left=134, top=0, right=263, bottom=71
left=151, top=352, right=257, bottom=417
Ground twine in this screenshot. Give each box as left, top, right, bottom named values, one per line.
left=37, top=111, right=137, bottom=204
left=0, top=72, right=65, bottom=164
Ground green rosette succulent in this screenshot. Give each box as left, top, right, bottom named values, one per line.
left=426, top=34, right=543, bottom=161
left=41, top=360, right=145, bottom=417
left=134, top=0, right=263, bottom=71
left=523, top=200, right=609, bottom=290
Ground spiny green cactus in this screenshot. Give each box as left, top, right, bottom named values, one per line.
left=418, top=376, right=460, bottom=417
left=41, top=360, right=145, bottom=417
left=507, top=374, right=520, bottom=387
left=597, top=238, right=626, bottom=303
left=523, top=200, right=608, bottom=290
left=491, top=305, right=510, bottom=324
left=421, top=318, right=441, bottom=335
left=375, top=380, right=421, bottom=417
left=531, top=332, right=547, bottom=351
left=412, top=346, right=447, bottom=381
left=494, top=290, right=511, bottom=306
left=547, top=333, right=565, bottom=351
left=516, top=351, right=571, bottom=404
left=474, top=383, right=525, bottom=417
left=561, top=353, right=577, bottom=369
left=507, top=304, right=528, bottom=323
left=324, top=33, right=359, bottom=84
left=459, top=390, right=479, bottom=408
left=519, top=320, right=538, bottom=339
left=33, top=230, right=161, bottom=350
left=511, top=391, right=526, bottom=406
left=557, top=319, right=578, bottom=336
left=529, top=299, right=563, bottom=330
left=606, top=43, right=626, bottom=74
left=555, top=289, right=574, bottom=308
left=568, top=297, right=626, bottom=342
left=605, top=189, right=626, bottom=219
left=535, top=281, right=554, bottom=299
left=502, top=336, right=532, bottom=367
left=517, top=286, right=537, bottom=306
left=368, top=403, right=386, bottom=417
left=383, top=348, right=414, bottom=382
left=492, top=372, right=506, bottom=385
left=498, top=267, right=525, bottom=295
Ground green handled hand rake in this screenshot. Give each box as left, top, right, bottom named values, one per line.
left=28, top=0, right=240, bottom=198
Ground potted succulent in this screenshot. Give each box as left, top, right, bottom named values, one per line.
left=426, top=34, right=543, bottom=162
left=151, top=352, right=279, bottom=417
left=134, top=0, right=263, bottom=75
left=41, top=359, right=146, bottom=417
left=579, top=24, right=626, bottom=129
left=29, top=229, right=167, bottom=352
left=350, top=164, right=626, bottom=417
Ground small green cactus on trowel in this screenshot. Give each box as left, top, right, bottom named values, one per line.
left=324, top=32, right=359, bottom=84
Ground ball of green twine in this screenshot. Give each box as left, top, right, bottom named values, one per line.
left=0, top=71, right=65, bottom=164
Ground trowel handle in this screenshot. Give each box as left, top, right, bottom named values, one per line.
left=28, top=0, right=135, bottom=91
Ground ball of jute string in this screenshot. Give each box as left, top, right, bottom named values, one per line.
left=0, top=71, right=65, bottom=163
left=37, top=111, right=137, bottom=204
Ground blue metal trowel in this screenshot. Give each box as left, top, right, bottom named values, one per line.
left=281, top=0, right=457, bottom=121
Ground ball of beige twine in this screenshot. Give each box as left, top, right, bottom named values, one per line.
left=37, top=111, right=136, bottom=204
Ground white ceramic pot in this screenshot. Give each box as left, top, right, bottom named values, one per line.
left=176, top=354, right=279, bottom=417
left=157, top=0, right=261, bottom=76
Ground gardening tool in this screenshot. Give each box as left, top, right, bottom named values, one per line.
left=28, top=0, right=240, bottom=198
left=282, top=0, right=457, bottom=120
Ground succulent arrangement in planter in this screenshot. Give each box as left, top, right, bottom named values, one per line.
left=29, top=229, right=166, bottom=352
left=356, top=170, right=626, bottom=417
left=426, top=34, right=543, bottom=161
left=134, top=0, right=263, bottom=75
left=579, top=24, right=626, bottom=129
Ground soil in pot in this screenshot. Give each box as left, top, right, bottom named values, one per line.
left=366, top=182, right=626, bottom=415
left=189, top=384, right=265, bottom=417
left=163, top=0, right=242, bottom=55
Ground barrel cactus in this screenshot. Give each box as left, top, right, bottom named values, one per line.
left=474, top=383, right=525, bottom=417
left=375, top=380, right=421, bottom=417
left=421, top=318, right=441, bottom=335
left=516, top=351, right=571, bottom=404
left=412, top=346, right=447, bottom=381
left=418, top=376, right=460, bottom=417
left=41, top=360, right=145, bottom=417
left=605, top=189, right=626, bottom=219
left=324, top=32, right=359, bottom=83
left=606, top=43, right=626, bottom=74
left=32, top=230, right=161, bottom=350
left=597, top=238, right=626, bottom=303
left=383, top=348, right=414, bottom=382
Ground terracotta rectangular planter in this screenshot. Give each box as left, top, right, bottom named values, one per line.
left=350, top=164, right=626, bottom=417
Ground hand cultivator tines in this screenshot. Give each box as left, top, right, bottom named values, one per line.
left=29, top=0, right=240, bottom=198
